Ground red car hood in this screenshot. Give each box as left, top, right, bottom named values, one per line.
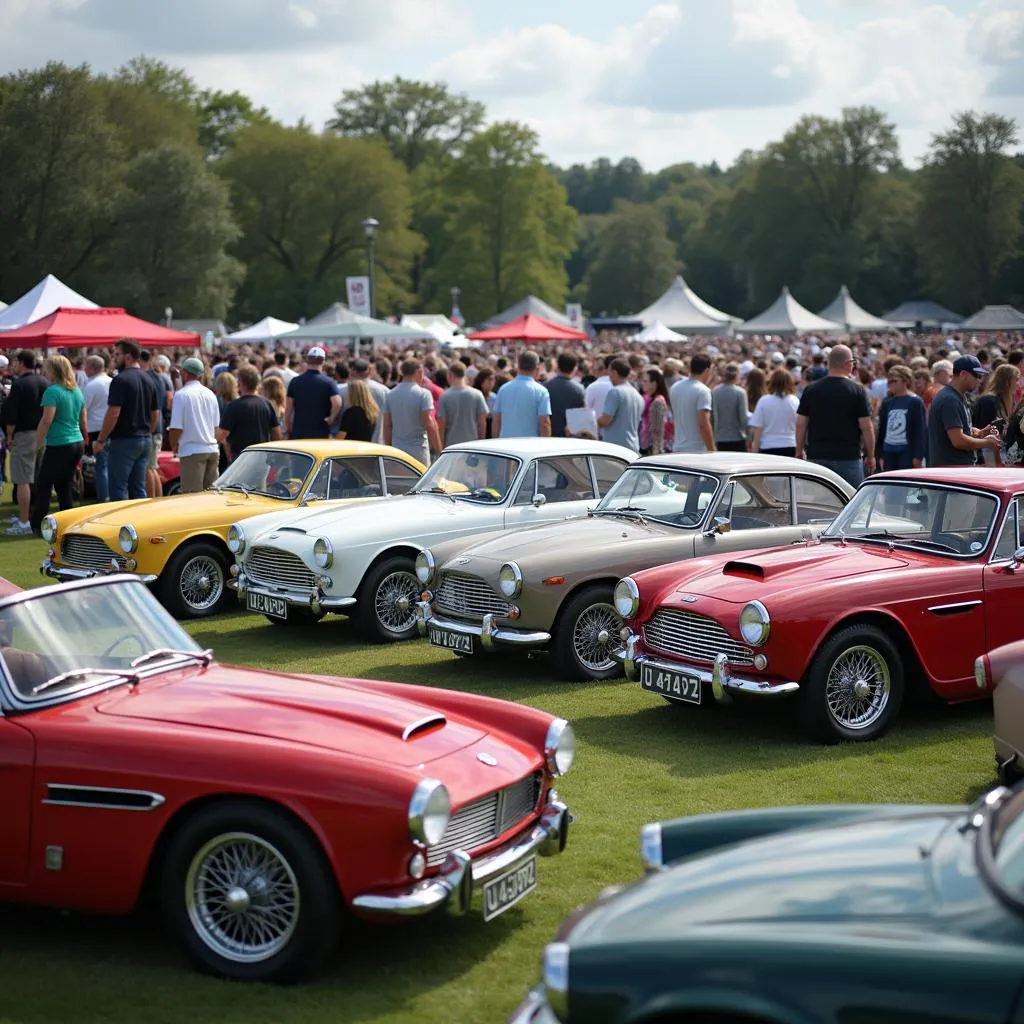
left=664, top=542, right=910, bottom=606
left=95, top=665, right=486, bottom=767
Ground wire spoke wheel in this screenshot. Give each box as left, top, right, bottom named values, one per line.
left=185, top=832, right=300, bottom=964
left=375, top=570, right=419, bottom=634
left=572, top=602, right=622, bottom=673
left=824, top=644, right=891, bottom=731
left=179, top=554, right=225, bottom=612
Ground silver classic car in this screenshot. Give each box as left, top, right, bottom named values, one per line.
left=416, top=454, right=853, bottom=680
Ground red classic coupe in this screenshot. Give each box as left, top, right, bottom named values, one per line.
left=616, top=468, right=1024, bottom=743
left=0, top=575, right=573, bottom=982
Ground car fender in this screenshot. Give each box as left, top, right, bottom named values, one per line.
left=632, top=986, right=813, bottom=1024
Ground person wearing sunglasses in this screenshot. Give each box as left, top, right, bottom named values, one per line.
left=876, top=365, right=927, bottom=471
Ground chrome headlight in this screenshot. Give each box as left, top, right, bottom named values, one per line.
left=739, top=600, right=771, bottom=646
left=41, top=515, right=58, bottom=543
left=498, top=561, right=522, bottom=598
left=544, top=719, right=575, bottom=777
left=613, top=577, right=640, bottom=619
left=313, top=536, right=334, bottom=568
left=118, top=525, right=138, bottom=554
left=415, top=549, right=435, bottom=585
left=227, top=523, right=246, bottom=555
left=543, top=942, right=570, bottom=1020
left=408, top=778, right=451, bottom=847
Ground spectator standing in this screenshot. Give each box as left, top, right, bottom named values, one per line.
left=712, top=364, right=749, bottom=452
left=336, top=379, right=379, bottom=443
left=875, top=366, right=927, bottom=471
left=912, top=368, right=932, bottom=410
left=492, top=351, right=552, bottom=439
left=93, top=339, right=158, bottom=502
left=544, top=352, right=586, bottom=439
left=3, top=351, right=47, bottom=535
left=264, top=351, right=298, bottom=384
left=925, top=360, right=953, bottom=409
left=749, top=368, right=799, bottom=456
left=139, top=350, right=171, bottom=498
left=661, top=358, right=684, bottom=394
left=584, top=355, right=615, bottom=437
left=745, top=367, right=766, bottom=416
left=384, top=358, right=439, bottom=465
left=640, top=368, right=672, bottom=456
left=795, top=345, right=875, bottom=488
left=347, top=358, right=389, bottom=444
left=216, top=365, right=282, bottom=462
left=82, top=355, right=112, bottom=502
left=285, top=348, right=341, bottom=440
left=154, top=355, right=175, bottom=431
left=169, top=358, right=221, bottom=492
left=598, top=358, right=645, bottom=453
left=30, top=356, right=86, bottom=534
left=261, top=376, right=286, bottom=422
left=437, top=362, right=488, bottom=446
left=213, top=371, right=238, bottom=474
left=972, top=363, right=1020, bottom=465
left=671, top=353, right=716, bottom=453
left=928, top=355, right=1002, bottom=467
left=472, top=368, right=498, bottom=439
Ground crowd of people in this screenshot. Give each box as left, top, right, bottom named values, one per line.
left=2, top=326, right=1023, bottom=537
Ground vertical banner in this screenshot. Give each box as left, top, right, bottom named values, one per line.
left=566, top=303, right=584, bottom=330
left=346, top=276, right=371, bottom=317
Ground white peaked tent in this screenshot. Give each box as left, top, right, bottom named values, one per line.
left=961, top=305, right=1024, bottom=332
left=631, top=320, right=688, bottom=343
left=0, top=274, right=98, bottom=330
left=818, top=286, right=894, bottom=332
left=224, top=316, right=300, bottom=343
left=632, top=275, right=740, bottom=334
left=738, top=287, right=844, bottom=335
left=484, top=295, right=572, bottom=329
left=400, top=314, right=463, bottom=343
left=306, top=302, right=378, bottom=327
left=0, top=301, right=7, bottom=312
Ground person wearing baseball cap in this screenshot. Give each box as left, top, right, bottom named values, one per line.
left=927, top=354, right=1000, bottom=467
left=169, top=357, right=221, bottom=492
left=285, top=345, right=341, bottom=439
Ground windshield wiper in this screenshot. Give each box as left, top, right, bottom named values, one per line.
left=856, top=531, right=959, bottom=554
left=32, top=667, right=140, bottom=696
left=415, top=485, right=457, bottom=504
left=593, top=505, right=648, bottom=524
left=220, top=483, right=251, bottom=497
left=130, top=648, right=214, bottom=669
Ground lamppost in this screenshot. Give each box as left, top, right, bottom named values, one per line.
left=362, top=217, right=379, bottom=319
left=450, top=286, right=461, bottom=327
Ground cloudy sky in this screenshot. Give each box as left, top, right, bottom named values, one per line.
left=1, top=0, right=1021, bottom=169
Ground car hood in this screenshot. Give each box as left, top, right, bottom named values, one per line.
left=95, top=664, right=485, bottom=767
left=570, top=812, right=954, bottom=947
left=63, top=492, right=283, bottom=535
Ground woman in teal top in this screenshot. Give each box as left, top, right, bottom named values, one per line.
left=30, top=354, right=87, bottom=535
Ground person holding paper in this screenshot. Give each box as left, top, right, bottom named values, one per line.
left=544, top=352, right=585, bottom=438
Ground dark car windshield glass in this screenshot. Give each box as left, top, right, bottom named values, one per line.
left=214, top=448, right=316, bottom=500
left=594, top=468, right=720, bottom=527
left=989, top=792, right=1024, bottom=892
left=0, top=581, right=203, bottom=703
left=411, top=450, right=520, bottom=503
left=822, top=482, right=997, bottom=557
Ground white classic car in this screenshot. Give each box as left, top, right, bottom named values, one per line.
left=231, top=438, right=637, bottom=642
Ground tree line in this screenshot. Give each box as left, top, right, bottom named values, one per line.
left=0, top=59, right=1021, bottom=328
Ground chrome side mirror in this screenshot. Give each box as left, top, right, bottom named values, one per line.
left=704, top=516, right=731, bottom=537
left=1012, top=546, right=1024, bottom=568
left=532, top=493, right=547, bottom=509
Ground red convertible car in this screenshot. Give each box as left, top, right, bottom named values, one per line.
left=616, top=468, right=1024, bottom=743
left=0, top=575, right=573, bottom=982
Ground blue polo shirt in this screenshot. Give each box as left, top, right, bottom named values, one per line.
left=493, top=375, right=552, bottom=438
left=287, top=369, right=339, bottom=439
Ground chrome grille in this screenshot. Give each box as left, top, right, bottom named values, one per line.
left=643, top=610, right=754, bottom=666
left=61, top=535, right=125, bottom=572
left=245, top=546, right=316, bottom=591
left=427, top=772, right=542, bottom=868
left=435, top=572, right=508, bottom=620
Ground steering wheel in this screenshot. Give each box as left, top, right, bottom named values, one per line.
left=101, top=634, right=146, bottom=659
left=267, top=481, right=292, bottom=498
left=677, top=511, right=702, bottom=526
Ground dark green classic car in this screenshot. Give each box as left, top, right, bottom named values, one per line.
left=511, top=787, right=1024, bottom=1024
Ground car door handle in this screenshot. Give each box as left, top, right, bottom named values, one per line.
left=926, top=600, right=983, bottom=616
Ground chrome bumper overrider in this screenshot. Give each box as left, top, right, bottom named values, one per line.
left=508, top=989, right=560, bottom=1024
left=617, top=632, right=800, bottom=703
left=415, top=601, right=551, bottom=649
left=234, top=573, right=356, bottom=615
left=40, top=560, right=157, bottom=584
left=351, top=797, right=570, bottom=918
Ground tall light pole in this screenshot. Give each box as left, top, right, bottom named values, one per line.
left=362, top=217, right=379, bottom=319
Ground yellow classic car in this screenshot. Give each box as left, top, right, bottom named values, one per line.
left=40, top=441, right=425, bottom=619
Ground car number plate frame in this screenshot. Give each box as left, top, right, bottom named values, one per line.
left=247, top=591, right=288, bottom=620
left=482, top=856, right=537, bottom=922
left=640, top=664, right=702, bottom=704
left=429, top=627, right=474, bottom=654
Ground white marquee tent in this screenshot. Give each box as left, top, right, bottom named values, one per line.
left=483, top=295, right=572, bottom=329
left=224, top=316, right=300, bottom=344
left=630, top=320, right=688, bottom=343
left=818, top=286, right=894, bottom=332
left=400, top=314, right=464, bottom=344
left=631, top=275, right=740, bottom=333
left=737, top=287, right=844, bottom=335
left=961, top=305, right=1024, bottom=332
left=0, top=274, right=98, bottom=330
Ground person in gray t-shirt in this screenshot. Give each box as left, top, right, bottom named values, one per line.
left=384, top=359, right=438, bottom=465
left=671, top=354, right=716, bottom=453
left=598, top=357, right=645, bottom=452
left=437, top=362, right=488, bottom=446
left=711, top=364, right=749, bottom=451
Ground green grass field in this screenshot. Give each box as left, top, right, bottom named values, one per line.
left=0, top=498, right=997, bottom=1024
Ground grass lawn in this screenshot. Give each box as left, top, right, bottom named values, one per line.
left=0, top=492, right=998, bottom=1024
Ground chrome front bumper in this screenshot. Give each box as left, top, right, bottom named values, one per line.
left=618, top=632, right=800, bottom=703
left=351, top=796, right=570, bottom=918
left=40, top=560, right=156, bottom=584
left=415, top=601, right=551, bottom=650
left=235, top=573, right=356, bottom=615
left=508, top=989, right=560, bottom=1024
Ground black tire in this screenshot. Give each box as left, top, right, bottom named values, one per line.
left=264, top=607, right=324, bottom=627
left=354, top=554, right=420, bottom=643
left=551, top=585, right=624, bottom=681
left=158, top=541, right=232, bottom=619
left=165, top=478, right=181, bottom=497
left=160, top=800, right=341, bottom=983
left=798, top=624, right=904, bottom=743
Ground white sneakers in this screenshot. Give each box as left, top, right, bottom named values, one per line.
left=5, top=520, right=32, bottom=536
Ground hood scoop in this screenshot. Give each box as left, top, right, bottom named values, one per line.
left=402, top=713, right=447, bottom=741
left=722, top=560, right=764, bottom=579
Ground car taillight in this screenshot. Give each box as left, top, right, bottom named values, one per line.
left=975, top=654, right=992, bottom=691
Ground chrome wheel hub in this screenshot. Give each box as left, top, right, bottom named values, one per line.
left=825, top=645, right=891, bottom=730
left=376, top=571, right=419, bottom=633
left=572, top=603, right=623, bottom=673
left=180, top=555, right=224, bottom=611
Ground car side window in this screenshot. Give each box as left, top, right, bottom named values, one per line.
left=796, top=477, right=847, bottom=525
left=513, top=463, right=538, bottom=506
left=591, top=457, right=628, bottom=496
left=383, top=458, right=419, bottom=495
left=535, top=456, right=596, bottom=503
left=717, top=475, right=793, bottom=529
left=994, top=499, right=1020, bottom=561
left=308, top=457, right=382, bottom=500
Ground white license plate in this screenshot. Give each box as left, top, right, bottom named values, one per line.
left=247, top=592, right=288, bottom=619
left=429, top=627, right=474, bottom=654
left=641, top=664, right=701, bottom=704
left=482, top=856, right=537, bottom=922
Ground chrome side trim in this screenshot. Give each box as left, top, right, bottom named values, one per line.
left=43, top=783, right=166, bottom=811
left=927, top=600, right=983, bottom=615
left=402, top=713, right=447, bottom=741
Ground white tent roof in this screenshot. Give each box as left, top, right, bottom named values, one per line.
left=484, top=295, right=572, bottom=329
left=224, top=316, right=300, bottom=343
left=306, top=302, right=378, bottom=326
left=818, top=286, right=894, bottom=332
left=400, top=314, right=463, bottom=343
left=738, top=287, right=844, bottom=335
left=0, top=274, right=98, bottom=330
left=0, top=301, right=7, bottom=312
left=630, top=320, right=688, bottom=343
left=631, top=275, right=740, bottom=332
left=961, top=305, right=1024, bottom=332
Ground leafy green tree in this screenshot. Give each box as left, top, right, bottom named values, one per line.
left=197, top=90, right=272, bottom=159
left=917, top=112, right=1024, bottom=310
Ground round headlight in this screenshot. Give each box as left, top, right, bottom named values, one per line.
left=739, top=600, right=771, bottom=646
left=118, top=525, right=138, bottom=554
left=408, top=779, right=451, bottom=847
left=41, top=515, right=57, bottom=543
left=544, top=719, right=575, bottom=777
left=227, top=523, right=246, bottom=555
left=313, top=536, right=334, bottom=569
left=543, top=942, right=570, bottom=1020
left=498, top=561, right=523, bottom=598
left=415, top=549, right=435, bottom=585
left=613, top=577, right=640, bottom=619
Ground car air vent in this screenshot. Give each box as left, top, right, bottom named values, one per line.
left=402, top=713, right=447, bottom=741
left=722, top=560, right=764, bottom=578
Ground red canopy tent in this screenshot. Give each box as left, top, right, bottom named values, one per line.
left=0, top=307, right=201, bottom=349
left=469, top=313, right=589, bottom=343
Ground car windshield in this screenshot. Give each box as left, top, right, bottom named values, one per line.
left=214, top=448, right=315, bottom=500
left=985, top=790, right=1024, bottom=896
left=0, top=581, right=205, bottom=704
left=593, top=467, right=721, bottom=527
left=411, top=450, right=520, bottom=503
left=822, top=481, right=998, bottom=557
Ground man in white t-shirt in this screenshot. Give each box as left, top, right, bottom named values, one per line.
left=584, top=355, right=614, bottom=438
left=82, top=355, right=112, bottom=501
left=169, top=358, right=221, bottom=493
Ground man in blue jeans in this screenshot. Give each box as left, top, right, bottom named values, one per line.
left=92, top=339, right=158, bottom=501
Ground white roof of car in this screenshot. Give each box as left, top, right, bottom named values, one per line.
left=444, top=438, right=637, bottom=461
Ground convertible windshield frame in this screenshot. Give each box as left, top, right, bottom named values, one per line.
left=974, top=786, right=1024, bottom=919
left=213, top=447, right=317, bottom=501
left=593, top=466, right=723, bottom=529
left=410, top=450, right=524, bottom=505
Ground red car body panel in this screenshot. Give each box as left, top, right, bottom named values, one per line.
left=157, top=449, right=180, bottom=487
